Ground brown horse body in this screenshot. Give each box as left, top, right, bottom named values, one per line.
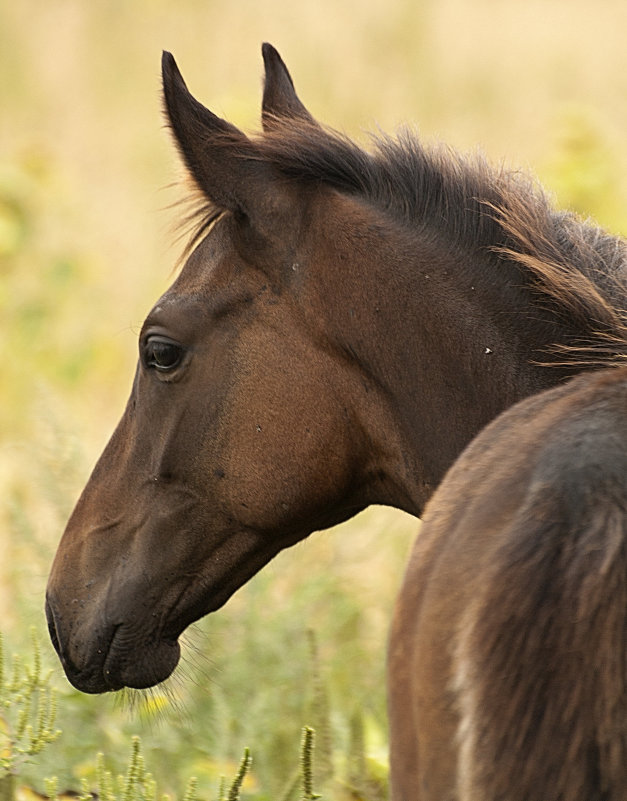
left=390, top=366, right=627, bottom=800
left=45, top=46, right=627, bottom=796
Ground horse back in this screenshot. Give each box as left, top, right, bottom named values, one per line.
left=388, top=367, right=627, bottom=801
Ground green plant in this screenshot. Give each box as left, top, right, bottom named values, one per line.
left=220, top=748, right=251, bottom=801
left=43, top=734, right=253, bottom=801
left=299, top=728, right=320, bottom=801
left=0, top=630, right=332, bottom=801
left=0, top=631, right=61, bottom=801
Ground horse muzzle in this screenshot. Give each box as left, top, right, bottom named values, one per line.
left=45, top=593, right=181, bottom=693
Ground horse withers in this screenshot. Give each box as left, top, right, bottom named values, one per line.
left=388, top=365, right=627, bottom=800
left=45, top=43, right=627, bottom=797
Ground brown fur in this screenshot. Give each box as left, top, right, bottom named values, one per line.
left=45, top=46, right=627, bottom=795
left=186, top=119, right=627, bottom=363
left=389, top=367, right=627, bottom=799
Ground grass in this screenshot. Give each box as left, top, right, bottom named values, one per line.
left=1, top=0, right=627, bottom=797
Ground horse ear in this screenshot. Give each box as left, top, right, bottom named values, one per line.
left=261, top=43, right=315, bottom=130
left=162, top=51, right=267, bottom=216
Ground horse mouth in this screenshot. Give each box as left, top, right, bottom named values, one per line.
left=45, top=598, right=181, bottom=694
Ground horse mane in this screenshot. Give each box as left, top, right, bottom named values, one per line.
left=184, top=117, right=627, bottom=365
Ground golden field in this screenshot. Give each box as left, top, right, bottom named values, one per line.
left=1, top=0, right=627, bottom=795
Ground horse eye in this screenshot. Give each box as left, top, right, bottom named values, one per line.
left=144, top=337, right=184, bottom=372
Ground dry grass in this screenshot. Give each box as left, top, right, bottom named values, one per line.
left=3, top=0, right=627, bottom=660
left=1, top=1, right=626, bottom=790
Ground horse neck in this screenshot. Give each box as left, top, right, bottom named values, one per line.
left=319, top=224, right=562, bottom=516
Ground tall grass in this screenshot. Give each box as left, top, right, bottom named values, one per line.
left=2, top=0, right=627, bottom=797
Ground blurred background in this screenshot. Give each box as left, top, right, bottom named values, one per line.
left=2, top=0, right=627, bottom=796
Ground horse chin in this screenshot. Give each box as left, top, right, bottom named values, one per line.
left=56, top=637, right=180, bottom=695
left=102, top=633, right=182, bottom=692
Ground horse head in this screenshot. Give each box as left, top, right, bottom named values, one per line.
left=46, top=46, right=417, bottom=693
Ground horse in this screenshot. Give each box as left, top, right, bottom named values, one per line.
left=45, top=42, right=627, bottom=792
left=389, top=364, right=627, bottom=800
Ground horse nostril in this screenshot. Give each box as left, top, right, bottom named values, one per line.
left=45, top=597, right=61, bottom=656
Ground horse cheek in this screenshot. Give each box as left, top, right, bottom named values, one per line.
left=219, top=393, right=348, bottom=531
